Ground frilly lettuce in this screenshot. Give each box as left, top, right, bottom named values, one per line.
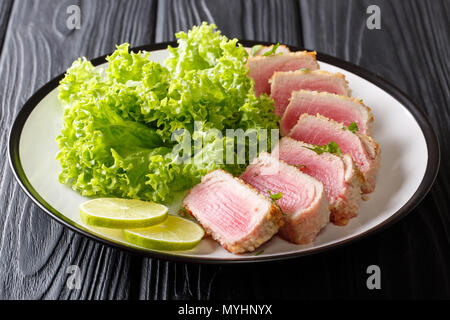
left=57, top=22, right=278, bottom=202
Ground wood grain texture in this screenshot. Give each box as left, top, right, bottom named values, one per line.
left=0, top=0, right=448, bottom=300
left=155, top=0, right=303, bottom=46
left=0, top=0, right=14, bottom=55
left=0, top=0, right=157, bottom=299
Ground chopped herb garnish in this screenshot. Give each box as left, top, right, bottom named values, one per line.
left=267, top=190, right=285, bottom=215
left=267, top=190, right=283, bottom=201
left=348, top=121, right=359, bottom=133
left=262, top=43, right=280, bottom=56
left=250, top=44, right=263, bottom=56
left=254, top=250, right=264, bottom=256
left=295, top=164, right=306, bottom=168
left=327, top=141, right=342, bottom=155
left=253, top=172, right=259, bottom=177
left=303, top=141, right=342, bottom=156
left=300, top=68, right=310, bottom=72
left=303, top=145, right=326, bottom=155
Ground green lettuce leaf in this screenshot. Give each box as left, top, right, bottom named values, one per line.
left=56, top=23, right=279, bottom=202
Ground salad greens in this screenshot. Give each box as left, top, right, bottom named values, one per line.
left=56, top=22, right=279, bottom=202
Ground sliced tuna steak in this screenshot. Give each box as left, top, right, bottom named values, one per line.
left=241, top=152, right=329, bottom=244
left=183, top=169, right=283, bottom=254
left=280, top=90, right=373, bottom=136
left=247, top=51, right=319, bottom=96
left=270, top=70, right=351, bottom=116
left=288, top=114, right=380, bottom=194
left=272, top=137, right=363, bottom=225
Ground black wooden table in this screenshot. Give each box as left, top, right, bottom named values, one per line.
left=0, top=0, right=448, bottom=300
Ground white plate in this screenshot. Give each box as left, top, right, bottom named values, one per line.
left=8, top=42, right=440, bottom=263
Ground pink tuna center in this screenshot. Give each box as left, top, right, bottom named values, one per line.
left=290, top=121, right=370, bottom=172
left=282, top=98, right=363, bottom=135
left=242, top=169, right=316, bottom=214
left=188, top=180, right=263, bottom=239
left=279, top=149, right=344, bottom=201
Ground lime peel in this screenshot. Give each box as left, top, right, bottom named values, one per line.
left=80, top=198, right=168, bottom=229
left=123, top=215, right=204, bottom=251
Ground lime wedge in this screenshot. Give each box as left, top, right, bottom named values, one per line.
left=80, top=198, right=168, bottom=229
left=123, top=215, right=204, bottom=251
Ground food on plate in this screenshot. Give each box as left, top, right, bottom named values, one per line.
left=270, top=70, right=351, bottom=116
left=241, top=152, right=329, bottom=244
left=55, top=21, right=383, bottom=255
left=183, top=169, right=283, bottom=253
left=123, top=215, right=205, bottom=251
left=246, top=43, right=291, bottom=56
left=288, top=114, right=380, bottom=194
left=247, top=50, right=319, bottom=96
left=272, top=137, right=363, bottom=225
left=56, top=22, right=278, bottom=203
left=79, top=198, right=168, bottom=228
left=280, top=90, right=373, bottom=136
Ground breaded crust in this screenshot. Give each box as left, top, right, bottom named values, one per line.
left=357, top=133, right=381, bottom=194
left=277, top=184, right=330, bottom=244
left=330, top=154, right=364, bottom=225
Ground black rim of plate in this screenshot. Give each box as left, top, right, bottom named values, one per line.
left=8, top=40, right=440, bottom=264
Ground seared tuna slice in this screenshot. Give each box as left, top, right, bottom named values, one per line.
left=272, top=137, right=363, bottom=225
left=280, top=90, right=373, bottom=136
left=183, top=169, right=283, bottom=254
left=288, top=114, right=380, bottom=194
left=247, top=51, right=319, bottom=96
left=270, top=70, right=351, bottom=116
left=241, top=152, right=329, bottom=244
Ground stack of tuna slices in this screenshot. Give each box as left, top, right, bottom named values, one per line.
left=183, top=45, right=381, bottom=254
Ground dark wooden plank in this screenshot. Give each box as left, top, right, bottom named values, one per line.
left=0, top=0, right=157, bottom=299
left=155, top=0, right=303, bottom=46
left=139, top=260, right=222, bottom=300
left=298, top=0, right=450, bottom=298
left=138, top=0, right=304, bottom=300
left=0, top=0, right=14, bottom=55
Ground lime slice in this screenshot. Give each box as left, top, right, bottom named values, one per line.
left=123, top=215, right=204, bottom=251
left=80, top=198, right=168, bottom=229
